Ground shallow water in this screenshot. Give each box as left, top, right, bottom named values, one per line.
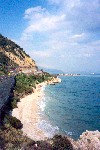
left=40, top=75, right=100, bottom=140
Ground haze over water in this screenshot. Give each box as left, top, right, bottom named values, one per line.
left=43, top=75, right=100, bottom=139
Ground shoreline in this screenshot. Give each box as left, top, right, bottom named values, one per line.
left=12, top=77, right=61, bottom=141
left=5, top=76, right=100, bottom=149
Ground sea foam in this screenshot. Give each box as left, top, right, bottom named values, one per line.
left=38, top=120, right=59, bottom=138
left=37, top=83, right=59, bottom=138
left=39, top=100, right=46, bottom=111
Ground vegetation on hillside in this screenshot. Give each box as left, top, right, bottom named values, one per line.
left=0, top=63, right=18, bottom=76
left=0, top=125, right=34, bottom=149
left=0, top=125, right=73, bottom=150
left=0, top=73, right=74, bottom=149
left=11, top=73, right=52, bottom=109
left=0, top=34, right=30, bottom=58
left=0, top=34, right=36, bottom=69
left=1, top=73, right=52, bottom=129
left=0, top=51, right=17, bottom=66
left=0, top=64, right=7, bottom=75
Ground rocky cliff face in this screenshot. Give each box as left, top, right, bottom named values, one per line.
left=0, top=76, right=15, bottom=123
left=0, top=34, right=37, bottom=69
left=72, top=130, right=100, bottom=150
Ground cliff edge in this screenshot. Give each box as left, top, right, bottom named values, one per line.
left=0, top=34, right=37, bottom=75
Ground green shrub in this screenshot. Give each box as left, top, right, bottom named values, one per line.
left=15, top=74, right=35, bottom=95
left=0, top=124, right=34, bottom=149
left=11, top=99, right=18, bottom=109
left=52, top=135, right=73, bottom=150
left=11, top=96, right=20, bottom=109
left=5, top=115, right=23, bottom=129
left=25, top=86, right=33, bottom=94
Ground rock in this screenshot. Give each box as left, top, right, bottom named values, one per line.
left=73, top=130, right=100, bottom=150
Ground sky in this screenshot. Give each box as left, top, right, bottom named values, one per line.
left=0, top=0, right=100, bottom=73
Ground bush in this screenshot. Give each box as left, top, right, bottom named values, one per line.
left=14, top=74, right=35, bottom=95
left=0, top=124, right=34, bottom=149
left=52, top=135, right=73, bottom=150
left=37, top=141, right=52, bottom=150
left=11, top=96, right=20, bottom=109
left=11, top=99, right=18, bottom=109
left=5, top=115, right=23, bottom=129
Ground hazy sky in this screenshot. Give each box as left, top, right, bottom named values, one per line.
left=0, top=0, right=100, bottom=73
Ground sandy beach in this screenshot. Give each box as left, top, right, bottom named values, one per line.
left=12, top=82, right=48, bottom=141
left=12, top=77, right=61, bottom=141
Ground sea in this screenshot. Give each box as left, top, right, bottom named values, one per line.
left=38, top=75, right=100, bottom=140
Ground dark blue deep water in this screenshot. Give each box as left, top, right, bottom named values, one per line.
left=43, top=75, right=100, bottom=140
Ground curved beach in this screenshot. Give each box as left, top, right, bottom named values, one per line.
left=12, top=77, right=61, bottom=141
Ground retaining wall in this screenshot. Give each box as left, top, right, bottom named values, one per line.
left=0, top=76, right=15, bottom=124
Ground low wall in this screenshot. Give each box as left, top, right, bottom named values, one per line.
left=0, top=76, right=15, bottom=124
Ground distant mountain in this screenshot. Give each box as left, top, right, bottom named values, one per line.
left=0, top=34, right=37, bottom=68
left=39, top=67, right=64, bottom=74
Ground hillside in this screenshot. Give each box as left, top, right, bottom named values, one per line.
left=0, top=34, right=37, bottom=74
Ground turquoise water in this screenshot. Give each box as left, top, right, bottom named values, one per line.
left=42, top=75, right=100, bottom=140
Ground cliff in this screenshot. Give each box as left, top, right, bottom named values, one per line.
left=0, top=76, right=15, bottom=124
left=0, top=34, right=100, bottom=150
left=0, top=34, right=38, bottom=123
left=0, top=34, right=37, bottom=73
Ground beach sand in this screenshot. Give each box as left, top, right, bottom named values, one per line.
left=12, top=82, right=48, bottom=141
left=12, top=77, right=61, bottom=141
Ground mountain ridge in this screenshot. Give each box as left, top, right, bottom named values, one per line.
left=39, top=67, right=64, bottom=74
left=0, top=34, right=37, bottom=68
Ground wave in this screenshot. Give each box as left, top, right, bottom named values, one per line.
left=37, top=84, right=46, bottom=112
left=38, top=120, right=59, bottom=138
left=64, top=130, right=73, bottom=136
left=37, top=84, right=60, bottom=138
left=39, top=100, right=46, bottom=112
left=41, top=84, right=46, bottom=91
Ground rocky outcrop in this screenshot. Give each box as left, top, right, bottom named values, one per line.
left=72, top=130, right=100, bottom=150
left=48, top=77, right=61, bottom=85
left=0, top=76, right=15, bottom=124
